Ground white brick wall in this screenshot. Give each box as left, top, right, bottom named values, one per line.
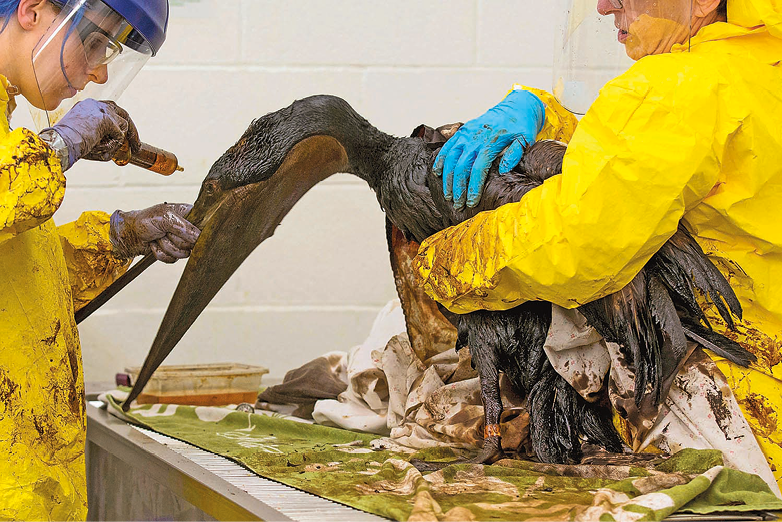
left=46, top=0, right=560, bottom=381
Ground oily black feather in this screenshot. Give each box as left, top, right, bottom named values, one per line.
left=647, top=273, right=689, bottom=381
left=682, top=321, right=756, bottom=367
left=206, top=96, right=389, bottom=192
left=203, top=95, right=752, bottom=464
left=579, top=272, right=666, bottom=405
left=579, top=224, right=748, bottom=407
left=458, top=305, right=623, bottom=464
left=529, top=367, right=580, bottom=463
left=652, top=226, right=743, bottom=329
left=527, top=364, right=624, bottom=464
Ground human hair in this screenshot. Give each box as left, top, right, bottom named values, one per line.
left=0, top=0, right=62, bottom=33
left=0, top=0, right=20, bottom=33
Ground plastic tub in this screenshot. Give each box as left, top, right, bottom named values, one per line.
left=124, top=363, right=269, bottom=406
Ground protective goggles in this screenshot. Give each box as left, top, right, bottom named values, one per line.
left=75, top=18, right=124, bottom=68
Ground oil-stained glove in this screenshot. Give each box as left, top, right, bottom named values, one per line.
left=434, top=89, right=546, bottom=209
left=109, top=203, right=200, bottom=264
left=40, top=99, right=140, bottom=171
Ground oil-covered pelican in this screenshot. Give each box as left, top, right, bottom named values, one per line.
left=119, top=95, right=754, bottom=465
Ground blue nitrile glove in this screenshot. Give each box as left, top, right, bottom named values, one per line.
left=41, top=99, right=140, bottom=171
left=434, top=89, right=546, bottom=209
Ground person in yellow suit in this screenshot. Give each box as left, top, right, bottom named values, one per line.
left=0, top=0, right=199, bottom=518
left=416, top=0, right=782, bottom=490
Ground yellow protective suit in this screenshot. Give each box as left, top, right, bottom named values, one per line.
left=0, top=76, right=129, bottom=520
left=415, top=0, right=782, bottom=487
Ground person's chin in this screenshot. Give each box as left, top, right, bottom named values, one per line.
left=44, top=98, right=64, bottom=111
left=623, top=37, right=647, bottom=61
left=27, top=97, right=51, bottom=111
left=36, top=97, right=64, bottom=112
left=45, top=87, right=79, bottom=110
left=624, top=47, right=643, bottom=61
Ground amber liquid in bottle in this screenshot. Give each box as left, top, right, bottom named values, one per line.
left=113, top=140, right=184, bottom=176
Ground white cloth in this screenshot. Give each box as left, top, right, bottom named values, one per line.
left=547, top=304, right=779, bottom=497
left=544, top=306, right=612, bottom=402
left=312, top=300, right=406, bottom=434
left=639, top=348, right=780, bottom=496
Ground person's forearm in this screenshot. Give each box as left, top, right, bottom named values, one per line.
left=0, top=128, right=65, bottom=245
left=512, top=86, right=579, bottom=144
left=57, top=212, right=132, bottom=312
left=417, top=70, right=730, bottom=313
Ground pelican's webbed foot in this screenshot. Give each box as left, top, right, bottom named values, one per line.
left=410, top=432, right=503, bottom=472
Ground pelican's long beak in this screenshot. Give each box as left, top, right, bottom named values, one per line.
left=123, top=136, right=350, bottom=410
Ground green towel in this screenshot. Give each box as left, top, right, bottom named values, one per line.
left=106, top=397, right=782, bottom=521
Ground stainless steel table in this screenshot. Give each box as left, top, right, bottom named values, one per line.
left=86, top=401, right=386, bottom=521
left=84, top=392, right=779, bottom=522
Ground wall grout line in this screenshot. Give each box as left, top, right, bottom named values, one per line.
left=63, top=182, right=376, bottom=192
left=89, top=305, right=392, bottom=316
left=144, top=64, right=552, bottom=73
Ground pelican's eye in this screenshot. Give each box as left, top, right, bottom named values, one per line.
left=204, top=179, right=220, bottom=197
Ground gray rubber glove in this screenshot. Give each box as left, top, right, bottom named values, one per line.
left=42, top=99, right=140, bottom=171
left=110, top=203, right=200, bottom=263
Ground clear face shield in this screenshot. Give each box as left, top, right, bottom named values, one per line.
left=29, top=0, right=152, bottom=129
left=553, top=0, right=693, bottom=115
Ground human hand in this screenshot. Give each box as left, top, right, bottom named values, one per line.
left=43, top=99, right=140, bottom=170
left=109, top=203, right=200, bottom=263
left=433, top=90, right=545, bottom=209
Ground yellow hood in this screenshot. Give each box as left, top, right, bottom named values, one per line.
left=0, top=75, right=15, bottom=132
left=730, top=0, right=782, bottom=38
